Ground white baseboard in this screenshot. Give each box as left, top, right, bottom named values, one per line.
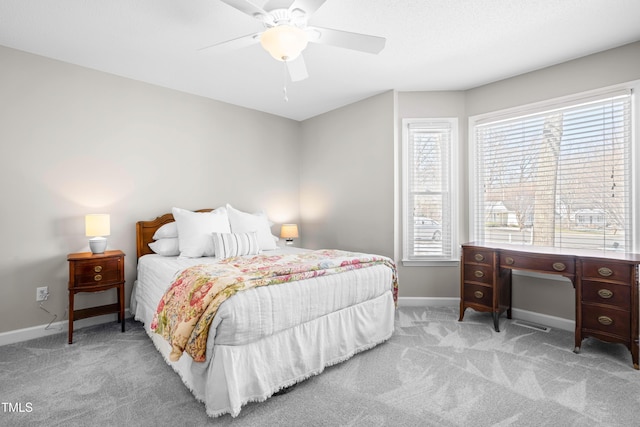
left=0, top=309, right=132, bottom=347
left=398, top=296, right=459, bottom=307
left=397, top=297, right=575, bottom=332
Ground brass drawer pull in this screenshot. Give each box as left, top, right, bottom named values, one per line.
left=474, top=270, right=484, bottom=278
left=597, top=267, right=613, bottom=277
left=597, top=289, right=613, bottom=299
left=94, top=265, right=103, bottom=273
left=474, top=253, right=484, bottom=262
left=552, top=262, right=566, bottom=272
left=505, top=257, right=514, bottom=265
left=597, top=316, right=613, bottom=326
left=94, top=274, right=103, bottom=281
left=473, top=290, right=484, bottom=299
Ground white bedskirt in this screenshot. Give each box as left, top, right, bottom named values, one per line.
left=131, top=251, right=396, bottom=417
left=140, top=290, right=394, bottom=417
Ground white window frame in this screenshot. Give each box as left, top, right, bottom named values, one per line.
left=468, top=81, right=639, bottom=253
left=402, top=118, right=459, bottom=266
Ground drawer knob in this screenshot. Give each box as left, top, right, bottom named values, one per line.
left=597, top=267, right=613, bottom=277
left=474, top=253, right=485, bottom=262
left=473, top=290, right=484, bottom=299
left=94, top=274, right=102, bottom=281
left=552, top=262, right=566, bottom=272
left=474, top=270, right=484, bottom=278
left=505, top=257, right=514, bottom=265
left=597, top=316, right=613, bottom=326
left=94, top=265, right=103, bottom=273
left=597, top=289, right=614, bottom=299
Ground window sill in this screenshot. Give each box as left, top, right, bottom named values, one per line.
left=402, top=259, right=460, bottom=267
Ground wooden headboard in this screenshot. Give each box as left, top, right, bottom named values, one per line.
left=136, top=209, right=213, bottom=259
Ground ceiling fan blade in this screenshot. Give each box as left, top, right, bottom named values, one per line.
left=307, top=26, right=386, bottom=54
left=263, top=0, right=296, bottom=11
left=286, top=55, right=309, bottom=82
left=289, top=0, right=327, bottom=16
left=198, top=31, right=262, bottom=53
left=218, top=0, right=273, bottom=24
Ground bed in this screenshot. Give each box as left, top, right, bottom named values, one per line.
left=131, top=208, right=397, bottom=418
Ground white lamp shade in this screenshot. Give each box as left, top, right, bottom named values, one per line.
left=260, top=25, right=308, bottom=61
left=85, top=214, right=110, bottom=237
left=280, top=224, right=299, bottom=239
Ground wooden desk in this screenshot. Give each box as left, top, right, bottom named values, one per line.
left=459, top=242, right=640, bottom=369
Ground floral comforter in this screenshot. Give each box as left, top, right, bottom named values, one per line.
left=151, top=249, right=398, bottom=362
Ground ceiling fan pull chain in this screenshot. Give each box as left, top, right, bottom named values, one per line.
left=282, top=60, right=289, bottom=102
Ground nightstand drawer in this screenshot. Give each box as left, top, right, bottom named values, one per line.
left=71, top=258, right=122, bottom=287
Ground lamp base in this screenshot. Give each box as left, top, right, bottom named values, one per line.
left=89, top=237, right=107, bottom=254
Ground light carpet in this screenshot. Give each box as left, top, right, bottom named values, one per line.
left=1, top=306, right=639, bottom=426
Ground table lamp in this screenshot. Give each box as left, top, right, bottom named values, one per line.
left=280, top=224, right=299, bottom=245
left=85, top=214, right=110, bottom=254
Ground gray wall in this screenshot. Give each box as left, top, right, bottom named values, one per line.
left=299, top=91, right=396, bottom=258
left=0, top=45, right=301, bottom=333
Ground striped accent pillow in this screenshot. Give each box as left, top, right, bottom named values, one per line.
left=212, top=231, right=260, bottom=259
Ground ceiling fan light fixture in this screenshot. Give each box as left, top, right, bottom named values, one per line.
left=260, top=24, right=308, bottom=61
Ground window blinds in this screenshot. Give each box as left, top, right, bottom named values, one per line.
left=404, top=120, right=455, bottom=261
left=471, top=89, right=632, bottom=251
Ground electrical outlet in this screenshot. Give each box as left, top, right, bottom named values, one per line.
left=36, top=286, right=48, bottom=302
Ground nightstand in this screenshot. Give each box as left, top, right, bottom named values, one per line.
left=67, top=250, right=125, bottom=344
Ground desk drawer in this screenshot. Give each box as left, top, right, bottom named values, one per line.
left=500, top=252, right=574, bottom=275
left=582, top=280, right=630, bottom=309
left=581, top=304, right=630, bottom=338
left=463, top=264, right=493, bottom=285
left=581, top=260, right=632, bottom=283
left=463, top=247, right=494, bottom=266
left=463, top=284, right=493, bottom=308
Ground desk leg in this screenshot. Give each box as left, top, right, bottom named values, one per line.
left=492, top=312, right=500, bottom=332
left=68, top=291, right=74, bottom=344
left=504, top=268, right=512, bottom=320
left=119, top=283, right=125, bottom=333
left=574, top=332, right=582, bottom=354
left=458, top=303, right=466, bottom=322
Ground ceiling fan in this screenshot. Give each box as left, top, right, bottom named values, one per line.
left=201, top=0, right=386, bottom=82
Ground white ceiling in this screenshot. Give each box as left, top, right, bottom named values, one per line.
left=1, top=0, right=639, bottom=121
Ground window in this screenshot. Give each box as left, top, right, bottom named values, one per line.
left=469, top=86, right=635, bottom=252
left=402, top=118, right=458, bottom=265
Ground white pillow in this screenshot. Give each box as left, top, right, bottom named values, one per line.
left=212, top=231, right=260, bottom=259
left=152, top=222, right=178, bottom=240
left=148, top=238, right=180, bottom=256
left=172, top=207, right=231, bottom=258
left=226, top=204, right=277, bottom=251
